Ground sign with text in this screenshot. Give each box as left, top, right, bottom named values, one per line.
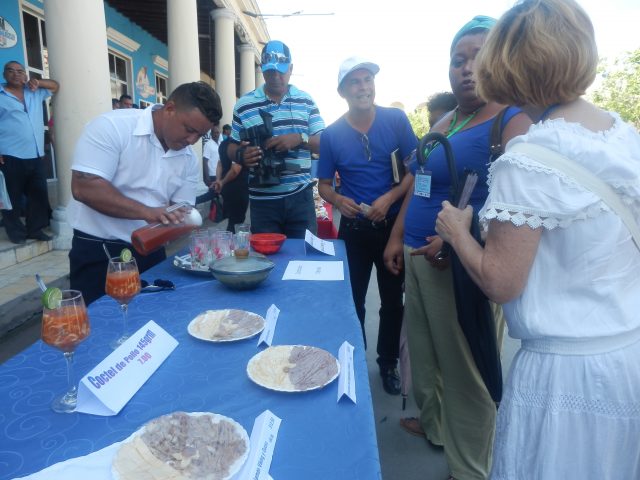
left=337, top=341, right=356, bottom=403
left=282, top=261, right=344, bottom=281
left=75, top=320, right=178, bottom=416
left=234, top=410, right=281, bottom=480
left=304, top=229, right=336, bottom=256
left=257, top=304, right=279, bottom=347
left=0, top=17, right=18, bottom=49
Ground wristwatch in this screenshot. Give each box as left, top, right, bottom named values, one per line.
left=299, top=132, right=309, bottom=147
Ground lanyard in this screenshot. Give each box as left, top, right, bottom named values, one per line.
left=418, top=107, right=480, bottom=167
left=445, top=107, right=479, bottom=137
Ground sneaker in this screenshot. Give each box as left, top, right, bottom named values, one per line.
left=379, top=365, right=401, bottom=395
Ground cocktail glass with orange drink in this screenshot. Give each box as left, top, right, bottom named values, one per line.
left=41, top=289, right=91, bottom=413
left=106, top=252, right=140, bottom=349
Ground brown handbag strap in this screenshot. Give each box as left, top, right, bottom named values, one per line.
left=489, top=107, right=510, bottom=162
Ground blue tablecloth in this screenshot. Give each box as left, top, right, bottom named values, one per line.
left=0, top=239, right=381, bottom=479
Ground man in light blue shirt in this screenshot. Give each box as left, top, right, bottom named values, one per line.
left=0, top=60, right=58, bottom=244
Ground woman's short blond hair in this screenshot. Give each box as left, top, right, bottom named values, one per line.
left=476, top=0, right=598, bottom=107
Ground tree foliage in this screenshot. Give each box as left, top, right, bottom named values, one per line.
left=408, top=106, right=431, bottom=139
left=590, top=49, right=640, bottom=129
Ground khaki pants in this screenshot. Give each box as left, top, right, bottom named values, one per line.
left=404, top=245, right=501, bottom=479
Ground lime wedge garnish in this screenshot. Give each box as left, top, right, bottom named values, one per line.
left=120, top=248, right=132, bottom=262
left=42, top=287, right=62, bottom=309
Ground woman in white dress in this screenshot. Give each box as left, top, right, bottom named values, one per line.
left=435, top=0, right=640, bottom=478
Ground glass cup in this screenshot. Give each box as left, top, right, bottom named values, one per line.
left=211, top=230, right=233, bottom=260
left=41, top=290, right=91, bottom=413
left=234, top=231, right=250, bottom=258
left=189, top=229, right=211, bottom=269
left=235, top=223, right=251, bottom=234
left=106, top=255, right=140, bottom=349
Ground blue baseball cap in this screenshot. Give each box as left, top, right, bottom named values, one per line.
left=261, top=40, right=292, bottom=74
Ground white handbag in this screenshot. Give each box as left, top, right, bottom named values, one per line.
left=510, top=142, right=640, bottom=252
left=0, top=170, right=12, bottom=210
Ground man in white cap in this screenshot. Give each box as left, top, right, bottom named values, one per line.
left=228, top=40, right=325, bottom=238
left=317, top=57, right=417, bottom=395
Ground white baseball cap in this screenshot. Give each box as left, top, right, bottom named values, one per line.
left=337, top=56, right=380, bottom=90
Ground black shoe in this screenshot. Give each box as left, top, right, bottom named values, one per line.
left=380, top=366, right=401, bottom=395
left=27, top=230, right=52, bottom=241
left=8, top=233, right=26, bottom=244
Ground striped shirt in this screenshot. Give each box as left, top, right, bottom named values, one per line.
left=231, top=84, right=325, bottom=199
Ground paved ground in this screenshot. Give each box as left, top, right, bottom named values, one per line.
left=0, top=214, right=519, bottom=479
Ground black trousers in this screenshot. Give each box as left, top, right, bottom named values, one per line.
left=0, top=155, right=51, bottom=240
left=338, top=216, right=404, bottom=367
left=69, top=229, right=165, bottom=305
left=221, top=182, right=249, bottom=233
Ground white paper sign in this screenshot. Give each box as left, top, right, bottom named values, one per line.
left=257, top=304, right=280, bottom=347
left=282, top=261, right=344, bottom=281
left=75, top=320, right=178, bottom=416
left=233, top=410, right=281, bottom=480
left=337, top=341, right=357, bottom=403
left=304, top=229, right=336, bottom=256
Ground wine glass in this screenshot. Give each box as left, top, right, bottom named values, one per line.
left=106, top=255, right=141, bottom=349
left=41, top=290, right=91, bottom=413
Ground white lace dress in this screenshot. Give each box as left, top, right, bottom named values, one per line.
left=479, top=114, right=640, bottom=479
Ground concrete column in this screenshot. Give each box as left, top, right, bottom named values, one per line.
left=238, top=44, right=256, bottom=96
left=44, top=0, right=111, bottom=249
left=167, top=0, right=204, bottom=185
left=255, top=65, right=265, bottom=89
left=211, top=8, right=236, bottom=127
left=167, top=0, right=201, bottom=91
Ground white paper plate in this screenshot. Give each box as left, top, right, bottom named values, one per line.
left=112, top=411, right=249, bottom=480
left=172, top=254, right=211, bottom=276
left=247, top=345, right=340, bottom=392
left=188, top=309, right=265, bottom=342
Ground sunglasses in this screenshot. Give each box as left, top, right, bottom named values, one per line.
left=361, top=134, right=372, bottom=161
left=140, top=278, right=175, bottom=293
left=261, top=51, right=290, bottom=65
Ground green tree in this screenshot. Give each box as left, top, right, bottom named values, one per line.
left=590, top=48, right=640, bottom=129
left=408, top=106, right=431, bottom=139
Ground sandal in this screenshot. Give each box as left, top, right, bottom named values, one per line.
left=399, top=417, right=425, bottom=438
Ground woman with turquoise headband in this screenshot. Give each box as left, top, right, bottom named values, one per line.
left=384, top=15, right=531, bottom=479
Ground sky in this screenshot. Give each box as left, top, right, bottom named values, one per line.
left=254, top=0, right=640, bottom=124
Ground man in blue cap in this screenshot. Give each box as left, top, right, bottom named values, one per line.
left=228, top=40, right=325, bottom=238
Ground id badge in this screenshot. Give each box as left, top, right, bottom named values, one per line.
left=414, top=170, right=432, bottom=198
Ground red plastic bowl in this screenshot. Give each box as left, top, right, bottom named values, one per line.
left=250, top=233, right=286, bottom=255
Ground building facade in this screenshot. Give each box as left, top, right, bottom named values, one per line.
left=0, top=0, right=269, bottom=248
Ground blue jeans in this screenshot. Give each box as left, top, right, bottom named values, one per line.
left=249, top=186, right=317, bottom=239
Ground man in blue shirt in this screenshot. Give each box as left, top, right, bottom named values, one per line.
left=0, top=61, right=58, bottom=244
left=317, top=57, right=417, bottom=395
left=228, top=40, right=325, bottom=238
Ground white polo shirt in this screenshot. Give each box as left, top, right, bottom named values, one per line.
left=203, top=136, right=220, bottom=177
left=68, top=105, right=200, bottom=242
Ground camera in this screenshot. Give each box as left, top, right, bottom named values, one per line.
left=239, top=110, right=287, bottom=187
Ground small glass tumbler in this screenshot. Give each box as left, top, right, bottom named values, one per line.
left=189, top=229, right=211, bottom=268
left=211, top=230, right=233, bottom=260
left=235, top=223, right=251, bottom=234
left=234, top=231, right=250, bottom=258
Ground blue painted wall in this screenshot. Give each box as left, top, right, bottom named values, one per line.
left=0, top=1, right=26, bottom=69
left=104, top=3, right=168, bottom=105
left=0, top=1, right=169, bottom=105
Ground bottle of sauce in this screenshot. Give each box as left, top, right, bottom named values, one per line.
left=131, top=204, right=202, bottom=256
